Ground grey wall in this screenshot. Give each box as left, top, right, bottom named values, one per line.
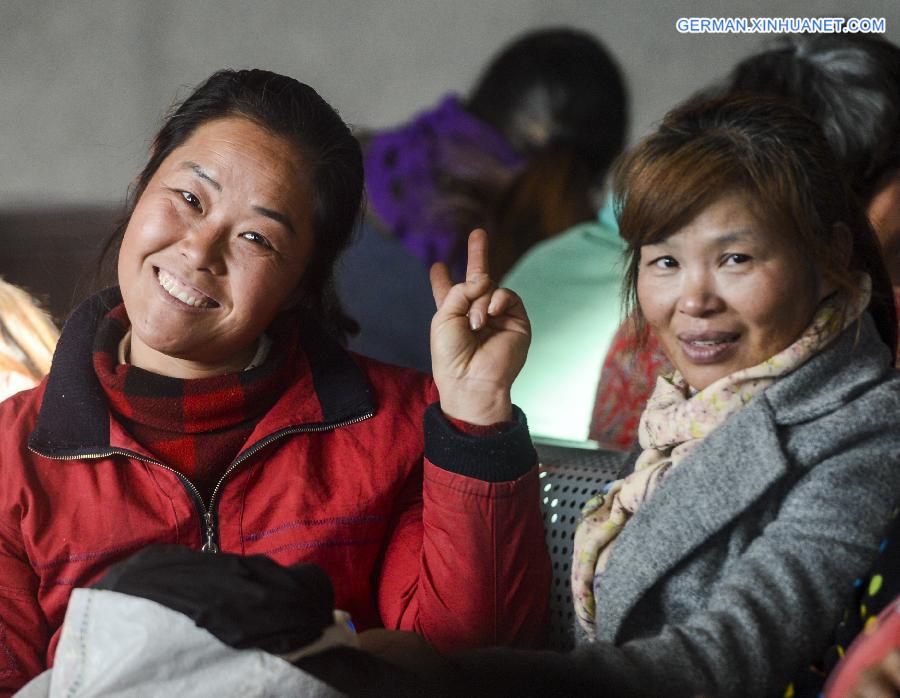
left=2, top=0, right=899, bottom=208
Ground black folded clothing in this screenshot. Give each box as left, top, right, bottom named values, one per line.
left=92, top=544, right=334, bottom=654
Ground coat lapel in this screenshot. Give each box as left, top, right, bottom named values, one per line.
left=594, top=396, right=791, bottom=642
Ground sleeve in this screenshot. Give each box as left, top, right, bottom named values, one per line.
left=444, top=439, right=900, bottom=697
left=0, top=515, right=48, bottom=697
left=376, top=402, right=551, bottom=653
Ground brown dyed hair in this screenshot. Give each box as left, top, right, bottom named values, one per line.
left=613, top=95, right=897, bottom=356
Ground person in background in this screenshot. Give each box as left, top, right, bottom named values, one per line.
left=502, top=197, right=627, bottom=443
left=590, top=33, right=900, bottom=451
left=792, top=499, right=900, bottom=696
left=823, top=536, right=900, bottom=697
left=335, top=26, right=626, bottom=374
left=0, top=68, right=550, bottom=696
left=585, top=313, right=669, bottom=451
left=0, top=279, right=58, bottom=401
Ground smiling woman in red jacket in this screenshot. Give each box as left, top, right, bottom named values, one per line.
left=0, top=69, right=550, bottom=696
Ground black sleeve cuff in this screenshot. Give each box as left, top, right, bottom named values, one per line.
left=423, top=403, right=537, bottom=483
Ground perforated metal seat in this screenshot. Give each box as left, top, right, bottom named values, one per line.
left=535, top=443, right=628, bottom=651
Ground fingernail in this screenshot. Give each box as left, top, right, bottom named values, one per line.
left=469, top=310, right=483, bottom=330
left=487, top=299, right=497, bottom=315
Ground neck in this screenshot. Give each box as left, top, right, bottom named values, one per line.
left=129, top=334, right=257, bottom=379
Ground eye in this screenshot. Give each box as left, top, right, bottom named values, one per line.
left=179, top=190, right=202, bottom=210
left=723, top=253, right=752, bottom=265
left=239, top=231, right=273, bottom=249
left=651, top=256, right=679, bottom=269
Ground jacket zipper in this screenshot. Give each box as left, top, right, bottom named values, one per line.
left=28, top=411, right=374, bottom=554
left=202, top=412, right=374, bottom=552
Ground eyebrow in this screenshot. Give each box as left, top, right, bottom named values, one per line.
left=708, top=229, right=753, bottom=247
left=655, top=229, right=754, bottom=247
left=182, top=161, right=221, bottom=191
left=252, top=206, right=297, bottom=236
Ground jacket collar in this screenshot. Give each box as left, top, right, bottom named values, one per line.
left=594, top=313, right=894, bottom=643
left=765, top=313, right=892, bottom=425
left=28, top=288, right=375, bottom=459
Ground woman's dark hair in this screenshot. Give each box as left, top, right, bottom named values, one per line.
left=442, top=27, right=628, bottom=278
left=716, top=35, right=900, bottom=204
left=468, top=27, right=628, bottom=170
left=613, top=95, right=897, bottom=356
left=99, top=68, right=363, bottom=339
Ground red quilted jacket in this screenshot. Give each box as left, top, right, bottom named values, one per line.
left=0, top=290, right=550, bottom=695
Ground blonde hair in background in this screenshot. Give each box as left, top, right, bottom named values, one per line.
left=0, top=279, right=59, bottom=381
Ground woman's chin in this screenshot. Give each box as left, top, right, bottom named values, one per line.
left=676, top=363, right=737, bottom=391
left=671, top=342, right=747, bottom=390
left=132, top=328, right=258, bottom=378
left=132, top=317, right=199, bottom=356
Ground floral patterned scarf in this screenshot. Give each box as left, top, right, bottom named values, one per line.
left=572, top=276, right=872, bottom=637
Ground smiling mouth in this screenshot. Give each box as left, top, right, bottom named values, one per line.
left=678, top=333, right=740, bottom=363
left=155, top=268, right=219, bottom=309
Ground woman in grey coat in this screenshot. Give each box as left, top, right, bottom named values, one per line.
left=361, top=95, right=900, bottom=698
left=562, top=96, right=900, bottom=698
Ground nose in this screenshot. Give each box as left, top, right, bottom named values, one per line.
left=677, top=268, right=724, bottom=317
left=179, top=219, right=227, bottom=275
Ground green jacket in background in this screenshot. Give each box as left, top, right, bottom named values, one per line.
left=502, top=198, right=625, bottom=443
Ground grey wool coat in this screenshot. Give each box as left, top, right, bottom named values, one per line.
left=451, top=313, right=900, bottom=698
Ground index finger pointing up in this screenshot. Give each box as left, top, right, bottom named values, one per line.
left=465, top=228, right=490, bottom=282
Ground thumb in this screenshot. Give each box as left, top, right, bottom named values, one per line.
left=433, top=275, right=493, bottom=319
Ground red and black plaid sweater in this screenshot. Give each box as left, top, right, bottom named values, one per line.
left=93, top=304, right=300, bottom=503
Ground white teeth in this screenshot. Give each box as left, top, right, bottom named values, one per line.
left=156, top=269, right=214, bottom=308
left=689, top=338, right=735, bottom=346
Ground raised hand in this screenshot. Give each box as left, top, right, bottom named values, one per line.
left=429, top=228, right=530, bottom=425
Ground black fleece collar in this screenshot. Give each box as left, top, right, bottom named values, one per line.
left=28, top=287, right=375, bottom=458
